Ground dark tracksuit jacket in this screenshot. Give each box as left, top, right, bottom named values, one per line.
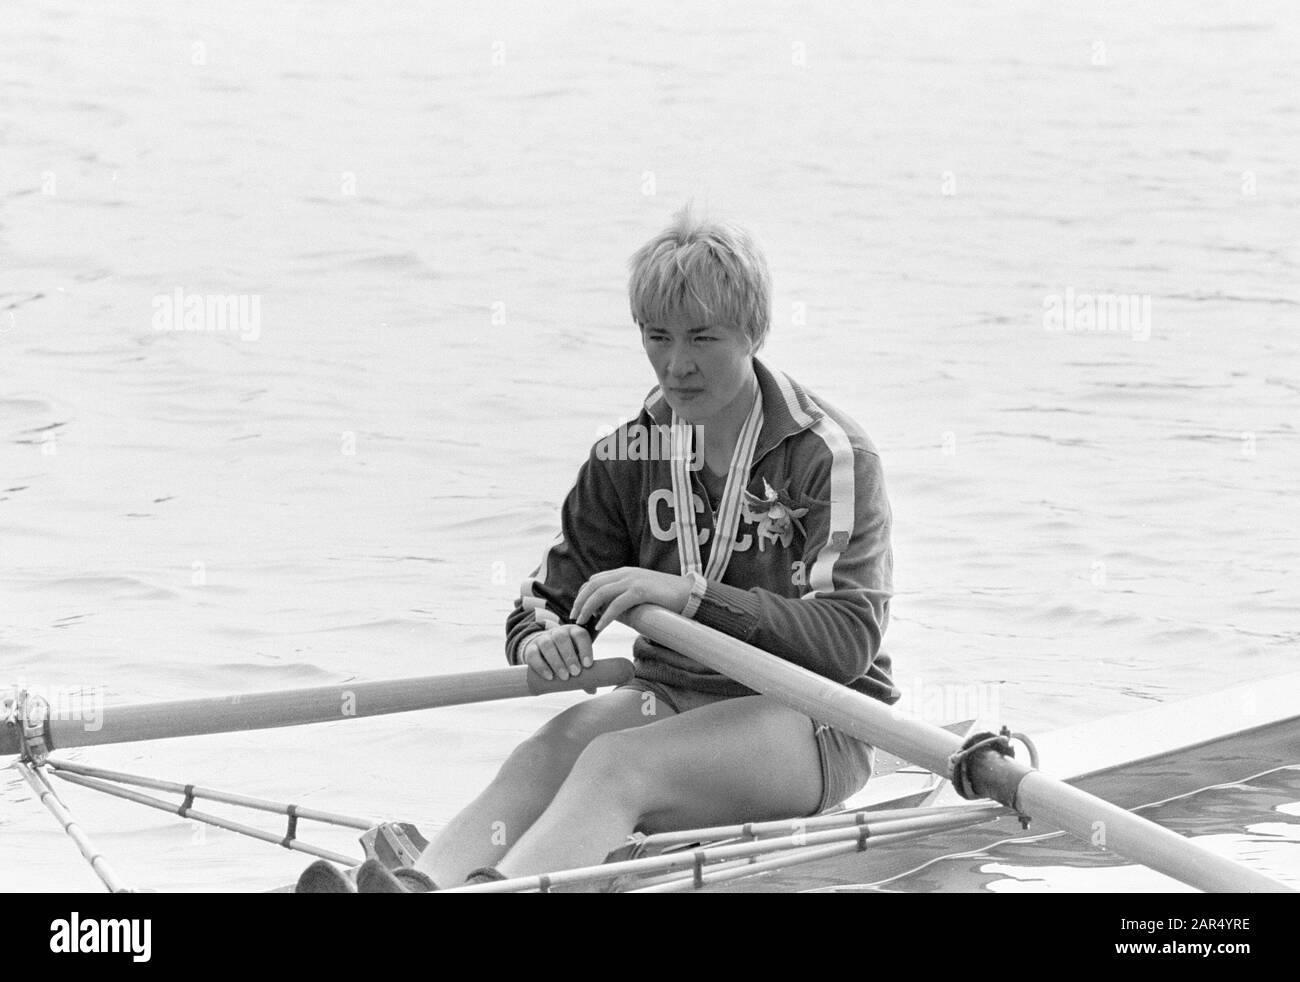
left=505, top=357, right=898, bottom=705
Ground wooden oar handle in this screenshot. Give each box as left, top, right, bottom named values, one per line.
left=1, top=657, right=639, bottom=756
left=526, top=658, right=635, bottom=696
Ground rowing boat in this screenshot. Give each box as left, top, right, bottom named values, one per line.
left=3, top=606, right=1297, bottom=893
left=700, top=668, right=1300, bottom=893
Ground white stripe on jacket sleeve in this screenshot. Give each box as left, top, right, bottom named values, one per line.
left=803, top=413, right=856, bottom=597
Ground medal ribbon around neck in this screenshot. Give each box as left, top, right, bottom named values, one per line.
left=669, top=386, right=764, bottom=583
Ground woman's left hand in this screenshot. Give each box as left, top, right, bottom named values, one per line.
left=572, top=568, right=693, bottom=632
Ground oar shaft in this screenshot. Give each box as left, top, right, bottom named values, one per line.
left=3, top=659, right=632, bottom=755
left=619, top=605, right=1294, bottom=894
left=621, top=607, right=955, bottom=769
left=1014, top=771, right=1282, bottom=894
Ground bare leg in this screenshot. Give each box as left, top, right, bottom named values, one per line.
left=496, top=695, right=823, bottom=879
left=413, top=686, right=672, bottom=885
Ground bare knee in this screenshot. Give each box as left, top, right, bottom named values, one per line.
left=563, top=731, right=660, bottom=817
left=496, top=711, right=604, bottom=786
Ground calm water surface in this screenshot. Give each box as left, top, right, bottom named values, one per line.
left=1, top=1, right=1296, bottom=890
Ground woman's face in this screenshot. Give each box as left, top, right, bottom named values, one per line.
left=641, top=309, right=755, bottom=424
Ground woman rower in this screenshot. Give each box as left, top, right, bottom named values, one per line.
left=297, top=207, right=897, bottom=892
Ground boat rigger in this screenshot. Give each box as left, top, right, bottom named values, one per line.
left=3, top=607, right=1296, bottom=893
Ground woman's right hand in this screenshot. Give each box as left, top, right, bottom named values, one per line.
left=520, top=624, right=594, bottom=682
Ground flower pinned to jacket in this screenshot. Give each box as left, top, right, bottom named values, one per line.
left=741, top=478, right=810, bottom=552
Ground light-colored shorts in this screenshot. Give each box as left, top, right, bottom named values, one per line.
left=616, top=676, right=875, bottom=816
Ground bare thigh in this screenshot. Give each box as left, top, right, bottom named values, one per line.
left=512, top=684, right=676, bottom=776
left=580, top=694, right=824, bottom=833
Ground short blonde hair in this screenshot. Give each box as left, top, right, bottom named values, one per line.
left=627, top=206, right=772, bottom=352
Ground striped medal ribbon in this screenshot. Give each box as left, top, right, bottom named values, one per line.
left=669, top=388, right=764, bottom=582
